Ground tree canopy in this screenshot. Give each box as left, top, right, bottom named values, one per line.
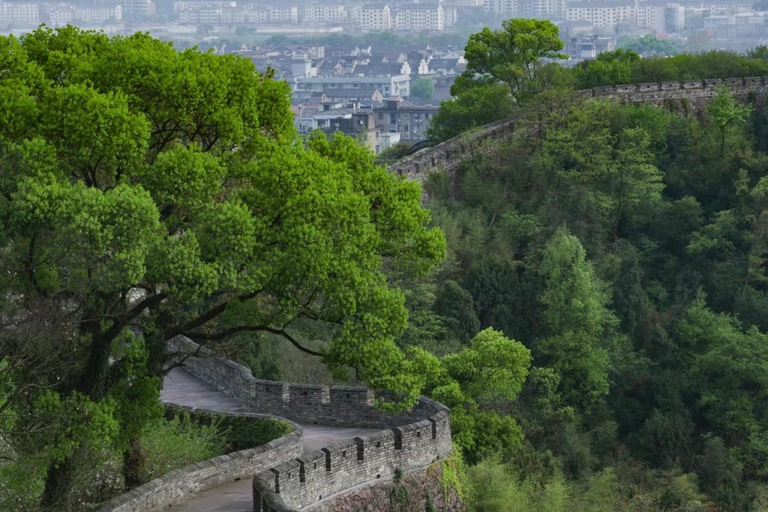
left=0, top=27, right=444, bottom=510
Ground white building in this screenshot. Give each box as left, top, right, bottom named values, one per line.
left=93, top=0, right=149, bottom=18
left=172, top=0, right=235, bottom=10
left=303, top=4, right=346, bottom=24
left=268, top=5, right=297, bottom=23
left=637, top=4, right=666, bottom=31
left=4, top=2, right=40, bottom=26
left=393, top=3, right=443, bottom=30
left=360, top=4, right=390, bottom=30
left=44, top=3, right=74, bottom=24
left=566, top=2, right=635, bottom=28
left=294, top=75, right=410, bottom=98
left=74, top=4, right=122, bottom=23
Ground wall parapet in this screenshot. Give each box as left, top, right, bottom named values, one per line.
left=251, top=394, right=451, bottom=512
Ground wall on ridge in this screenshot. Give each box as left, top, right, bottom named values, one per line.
left=389, top=76, right=768, bottom=182
left=169, top=336, right=447, bottom=429
left=97, top=406, right=302, bottom=512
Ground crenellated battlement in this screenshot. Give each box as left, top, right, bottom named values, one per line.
left=252, top=398, right=452, bottom=512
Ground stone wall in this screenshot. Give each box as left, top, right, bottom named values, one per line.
left=97, top=406, right=303, bottom=512
left=169, top=336, right=454, bottom=512
left=169, top=336, right=449, bottom=429
left=301, top=462, right=466, bottom=512
left=389, top=77, right=768, bottom=182
left=388, top=117, right=518, bottom=183
left=252, top=408, right=452, bottom=512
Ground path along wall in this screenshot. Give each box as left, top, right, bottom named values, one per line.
left=389, top=76, right=768, bottom=181
left=166, top=337, right=453, bottom=512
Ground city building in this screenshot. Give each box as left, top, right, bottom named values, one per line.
left=267, top=5, right=298, bottom=23
left=373, top=96, right=438, bottom=142
left=566, top=2, right=636, bottom=29
left=294, top=74, right=410, bottom=98
left=360, top=3, right=390, bottom=30
left=1, top=1, right=40, bottom=26
left=172, top=0, right=235, bottom=10
left=303, top=4, right=346, bottom=24
left=393, top=3, right=443, bottom=31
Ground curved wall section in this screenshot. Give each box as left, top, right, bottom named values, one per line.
left=169, top=336, right=448, bottom=429
left=252, top=401, right=452, bottom=512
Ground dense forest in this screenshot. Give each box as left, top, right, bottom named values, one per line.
left=6, top=19, right=768, bottom=512
left=411, top=19, right=768, bottom=512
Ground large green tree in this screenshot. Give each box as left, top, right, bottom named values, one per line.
left=462, top=19, right=566, bottom=99
left=0, top=27, right=444, bottom=509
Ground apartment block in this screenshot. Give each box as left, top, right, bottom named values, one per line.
left=1, top=2, right=40, bottom=26
left=393, top=3, right=443, bottom=30
left=294, top=75, right=410, bottom=98
left=303, top=4, right=346, bottom=23
left=566, top=2, right=635, bottom=28
left=360, top=3, right=390, bottom=30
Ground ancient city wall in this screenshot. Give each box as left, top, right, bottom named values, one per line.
left=253, top=412, right=452, bottom=512
left=389, top=77, right=768, bottom=181
left=167, top=337, right=453, bottom=512
left=388, top=116, right=518, bottom=183
left=97, top=406, right=303, bottom=512
left=168, top=336, right=448, bottom=429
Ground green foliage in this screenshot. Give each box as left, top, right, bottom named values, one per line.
left=0, top=26, right=445, bottom=510
left=427, top=82, right=515, bottom=141
left=411, top=77, right=435, bottom=100
left=707, top=85, right=752, bottom=156
left=412, top=83, right=768, bottom=510
left=164, top=406, right=292, bottom=452
left=621, top=35, right=679, bottom=57
left=463, top=19, right=566, bottom=98
left=139, top=413, right=227, bottom=482
left=575, top=50, right=768, bottom=89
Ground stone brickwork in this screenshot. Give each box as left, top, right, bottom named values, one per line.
left=169, top=336, right=450, bottom=430
left=389, top=77, right=768, bottom=183
left=301, top=462, right=466, bottom=512
left=252, top=408, right=452, bottom=512
left=97, top=405, right=303, bottom=512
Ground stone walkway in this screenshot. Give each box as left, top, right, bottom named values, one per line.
left=160, top=368, right=378, bottom=512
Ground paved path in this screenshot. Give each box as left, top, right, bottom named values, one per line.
left=160, top=368, right=378, bottom=512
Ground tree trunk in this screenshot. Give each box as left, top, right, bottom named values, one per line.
left=123, top=438, right=148, bottom=489
left=41, top=456, right=76, bottom=511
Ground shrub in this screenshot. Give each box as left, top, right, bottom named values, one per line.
left=140, top=413, right=226, bottom=481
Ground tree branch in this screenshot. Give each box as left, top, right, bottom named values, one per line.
left=166, top=288, right=263, bottom=338
left=183, top=325, right=323, bottom=357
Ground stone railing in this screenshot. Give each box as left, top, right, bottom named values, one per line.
left=97, top=406, right=302, bottom=512
left=583, top=76, right=767, bottom=102
left=389, top=76, right=768, bottom=182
